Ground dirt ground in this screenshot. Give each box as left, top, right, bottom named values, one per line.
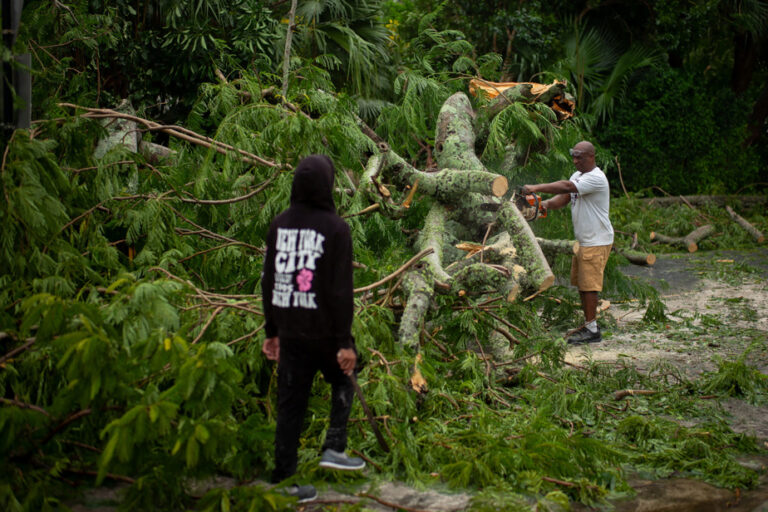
left=568, top=248, right=768, bottom=439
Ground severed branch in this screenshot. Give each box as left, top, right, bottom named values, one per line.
left=191, top=306, right=224, bottom=345
left=167, top=204, right=263, bottom=253
left=357, top=493, right=432, bottom=512
left=613, top=247, right=656, bottom=266
left=354, top=248, right=434, bottom=293
left=58, top=103, right=284, bottom=169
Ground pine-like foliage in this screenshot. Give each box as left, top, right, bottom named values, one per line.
left=1, top=6, right=767, bottom=512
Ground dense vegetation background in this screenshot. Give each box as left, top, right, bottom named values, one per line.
left=1, top=1, right=767, bottom=510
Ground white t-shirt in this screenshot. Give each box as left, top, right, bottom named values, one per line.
left=569, top=167, right=614, bottom=246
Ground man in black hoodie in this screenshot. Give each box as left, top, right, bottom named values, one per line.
left=261, top=155, right=365, bottom=503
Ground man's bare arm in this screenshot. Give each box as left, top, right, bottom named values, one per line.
left=522, top=180, right=577, bottom=195
left=542, top=193, right=571, bottom=211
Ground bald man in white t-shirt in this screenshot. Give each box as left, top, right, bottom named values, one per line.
left=522, top=141, right=614, bottom=344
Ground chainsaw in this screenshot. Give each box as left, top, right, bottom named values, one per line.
left=513, top=188, right=547, bottom=221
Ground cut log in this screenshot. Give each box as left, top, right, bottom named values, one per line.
left=613, top=248, right=656, bottom=266
left=389, top=164, right=508, bottom=200
left=726, top=205, right=765, bottom=243
left=650, top=225, right=715, bottom=252
left=536, top=238, right=655, bottom=266
left=496, top=202, right=555, bottom=292
left=536, top=238, right=579, bottom=255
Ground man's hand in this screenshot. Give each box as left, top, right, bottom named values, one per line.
left=262, top=336, right=280, bottom=362
left=336, top=348, right=356, bottom=376
left=520, top=185, right=534, bottom=196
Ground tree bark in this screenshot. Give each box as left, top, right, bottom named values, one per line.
left=496, top=202, right=555, bottom=292
left=536, top=238, right=579, bottom=256
left=416, top=204, right=452, bottom=284
left=398, top=267, right=434, bottom=349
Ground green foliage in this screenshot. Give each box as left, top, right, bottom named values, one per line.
left=21, top=0, right=279, bottom=116
left=550, top=22, right=659, bottom=124
left=600, top=63, right=762, bottom=195
left=289, top=0, right=393, bottom=98
left=700, top=344, right=768, bottom=402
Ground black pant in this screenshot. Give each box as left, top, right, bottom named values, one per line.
left=271, top=337, right=355, bottom=483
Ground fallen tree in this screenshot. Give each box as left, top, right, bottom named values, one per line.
left=353, top=90, right=559, bottom=360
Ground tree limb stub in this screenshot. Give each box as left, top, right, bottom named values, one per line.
left=389, top=163, right=507, bottom=200
left=536, top=238, right=580, bottom=255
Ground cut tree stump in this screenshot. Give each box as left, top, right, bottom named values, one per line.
left=536, top=238, right=579, bottom=261
left=650, top=225, right=715, bottom=252
left=725, top=205, right=765, bottom=243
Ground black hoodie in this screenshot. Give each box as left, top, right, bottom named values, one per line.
left=261, top=155, right=353, bottom=349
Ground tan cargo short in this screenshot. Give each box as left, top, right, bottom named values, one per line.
left=571, top=244, right=612, bottom=292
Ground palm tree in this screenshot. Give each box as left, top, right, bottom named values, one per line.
left=282, top=0, right=393, bottom=98
left=552, top=22, right=658, bottom=125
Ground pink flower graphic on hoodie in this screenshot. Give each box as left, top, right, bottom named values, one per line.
left=296, top=268, right=314, bottom=292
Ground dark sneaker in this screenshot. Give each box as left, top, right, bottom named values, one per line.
left=284, top=484, right=317, bottom=503
left=319, top=449, right=366, bottom=471
left=567, top=326, right=602, bottom=345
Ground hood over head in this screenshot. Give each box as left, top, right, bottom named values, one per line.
left=290, top=154, right=336, bottom=212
